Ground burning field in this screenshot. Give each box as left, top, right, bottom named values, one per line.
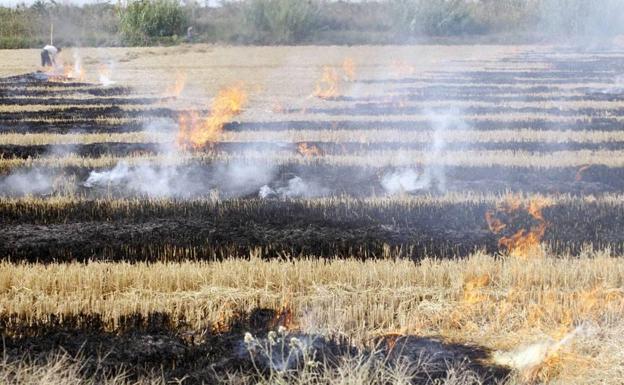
left=1, top=45, right=624, bottom=384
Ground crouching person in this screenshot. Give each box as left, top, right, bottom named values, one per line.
left=41, top=45, right=61, bottom=68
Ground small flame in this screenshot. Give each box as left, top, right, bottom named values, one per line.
left=313, top=66, right=340, bottom=99
left=486, top=197, right=551, bottom=258
left=177, top=85, right=247, bottom=149
left=275, top=306, right=296, bottom=330
left=575, top=164, right=591, bottom=182
left=47, top=53, right=85, bottom=82
left=166, top=72, right=187, bottom=98
left=342, top=58, right=356, bottom=81
left=297, top=142, right=323, bottom=157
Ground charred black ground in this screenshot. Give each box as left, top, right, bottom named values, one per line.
left=2, top=309, right=510, bottom=385
left=2, top=52, right=624, bottom=260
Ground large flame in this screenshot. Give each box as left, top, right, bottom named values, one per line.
left=486, top=197, right=550, bottom=259
left=177, top=85, right=247, bottom=149
left=314, top=66, right=340, bottom=99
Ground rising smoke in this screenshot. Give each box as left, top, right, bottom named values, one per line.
left=381, top=109, right=468, bottom=195
left=0, top=168, right=55, bottom=196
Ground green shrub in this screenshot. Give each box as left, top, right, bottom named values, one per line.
left=242, top=0, right=321, bottom=44
left=118, top=0, right=188, bottom=46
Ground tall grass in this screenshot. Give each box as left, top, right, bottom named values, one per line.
left=118, top=0, right=187, bottom=45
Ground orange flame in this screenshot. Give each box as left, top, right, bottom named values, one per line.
left=486, top=197, right=551, bottom=258
left=166, top=72, right=187, bottom=98
left=314, top=66, right=340, bottom=99
left=177, top=85, right=247, bottom=149
left=297, top=142, right=323, bottom=157
left=47, top=62, right=85, bottom=83
left=342, top=58, right=356, bottom=81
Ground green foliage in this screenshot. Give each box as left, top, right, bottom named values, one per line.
left=118, top=0, right=188, bottom=46
left=242, top=0, right=321, bottom=44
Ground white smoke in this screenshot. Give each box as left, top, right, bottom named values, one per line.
left=98, top=60, right=116, bottom=86
left=1, top=168, right=55, bottom=195
left=216, top=161, right=275, bottom=195
left=83, top=162, right=197, bottom=197
left=83, top=162, right=130, bottom=188
left=381, top=109, right=467, bottom=195
left=493, top=324, right=594, bottom=375
left=381, top=169, right=424, bottom=195
left=259, top=176, right=328, bottom=199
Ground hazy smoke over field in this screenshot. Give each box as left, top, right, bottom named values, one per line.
left=80, top=118, right=283, bottom=198
left=0, top=168, right=55, bottom=196
left=259, top=176, right=329, bottom=199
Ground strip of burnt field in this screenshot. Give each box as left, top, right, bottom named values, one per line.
left=0, top=197, right=622, bottom=262
left=3, top=140, right=624, bottom=159
left=4, top=118, right=624, bottom=134
left=0, top=85, right=133, bottom=97
left=0, top=163, right=621, bottom=196
left=1, top=309, right=509, bottom=385
left=0, top=106, right=183, bottom=121
left=0, top=96, right=163, bottom=106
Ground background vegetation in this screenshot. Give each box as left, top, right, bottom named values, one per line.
left=1, top=0, right=624, bottom=48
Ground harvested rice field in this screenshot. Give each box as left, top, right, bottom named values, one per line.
left=1, top=45, right=623, bottom=385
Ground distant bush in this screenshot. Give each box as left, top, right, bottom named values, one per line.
left=118, top=0, right=188, bottom=45
left=242, top=0, right=321, bottom=44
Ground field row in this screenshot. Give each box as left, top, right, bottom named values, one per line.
left=1, top=195, right=623, bottom=261
left=2, top=254, right=623, bottom=385
left=2, top=149, right=624, bottom=169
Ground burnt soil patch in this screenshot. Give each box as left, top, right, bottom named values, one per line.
left=2, top=309, right=510, bottom=385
